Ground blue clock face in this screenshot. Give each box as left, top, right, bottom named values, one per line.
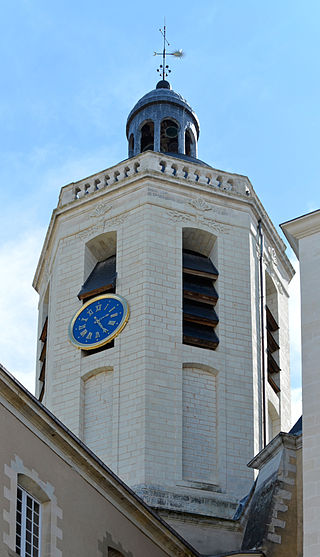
left=69, top=294, right=129, bottom=350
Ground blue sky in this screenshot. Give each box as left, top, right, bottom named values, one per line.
left=1, top=0, right=317, bottom=421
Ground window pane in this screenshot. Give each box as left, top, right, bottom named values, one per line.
left=16, top=486, right=41, bottom=557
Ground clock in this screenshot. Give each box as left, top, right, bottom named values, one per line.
left=68, top=293, right=129, bottom=350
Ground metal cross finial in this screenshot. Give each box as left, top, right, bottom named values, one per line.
left=154, top=21, right=184, bottom=80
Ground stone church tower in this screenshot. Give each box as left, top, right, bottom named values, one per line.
left=33, top=77, right=294, bottom=527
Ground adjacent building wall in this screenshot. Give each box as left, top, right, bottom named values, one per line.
left=281, top=209, right=320, bottom=557
left=0, top=366, right=197, bottom=557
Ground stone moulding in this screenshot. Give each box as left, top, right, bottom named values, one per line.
left=35, top=151, right=294, bottom=292
left=58, top=152, right=252, bottom=208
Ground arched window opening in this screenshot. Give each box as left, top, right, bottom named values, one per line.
left=141, top=122, right=154, bottom=152
left=79, top=232, right=117, bottom=355
left=16, top=485, right=41, bottom=557
left=160, top=119, right=179, bottom=153
left=185, top=129, right=193, bottom=157
left=128, top=134, right=134, bottom=157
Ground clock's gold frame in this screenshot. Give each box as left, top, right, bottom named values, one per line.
left=68, top=293, right=130, bottom=350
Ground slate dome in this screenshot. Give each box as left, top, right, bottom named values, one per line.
left=126, top=80, right=200, bottom=161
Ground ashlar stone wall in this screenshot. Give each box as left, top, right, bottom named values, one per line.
left=33, top=151, right=294, bottom=518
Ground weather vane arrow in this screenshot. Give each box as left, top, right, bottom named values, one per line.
left=154, top=20, right=184, bottom=81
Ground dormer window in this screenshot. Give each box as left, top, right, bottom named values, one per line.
left=160, top=119, right=178, bottom=153
left=141, top=122, right=154, bottom=152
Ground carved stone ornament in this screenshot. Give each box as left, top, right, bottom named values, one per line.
left=199, top=216, right=227, bottom=233
left=90, top=202, right=112, bottom=218
left=268, top=246, right=278, bottom=267
left=167, top=210, right=227, bottom=233
left=188, top=197, right=212, bottom=212
left=77, top=214, right=128, bottom=241
left=167, top=211, right=193, bottom=223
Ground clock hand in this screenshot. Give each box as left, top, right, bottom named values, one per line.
left=94, top=316, right=108, bottom=333
left=99, top=307, right=116, bottom=321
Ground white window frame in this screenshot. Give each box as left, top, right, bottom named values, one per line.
left=16, top=485, right=41, bottom=557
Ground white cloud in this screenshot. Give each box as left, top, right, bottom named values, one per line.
left=0, top=229, right=44, bottom=394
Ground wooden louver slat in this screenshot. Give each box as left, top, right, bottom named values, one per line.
left=267, top=329, right=280, bottom=353
left=183, top=301, right=219, bottom=327
left=39, top=361, right=46, bottom=383
left=78, top=256, right=116, bottom=301
left=267, top=351, right=281, bottom=374
left=39, top=382, right=45, bottom=402
left=39, top=317, right=48, bottom=342
left=183, top=276, right=218, bottom=305
left=183, top=323, right=219, bottom=350
left=266, top=306, right=279, bottom=332
left=268, top=373, right=281, bottom=393
left=183, top=251, right=219, bottom=280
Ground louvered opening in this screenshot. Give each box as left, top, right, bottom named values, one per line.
left=38, top=316, right=48, bottom=402
left=78, top=255, right=117, bottom=354
left=183, top=250, right=219, bottom=350
left=266, top=303, right=280, bottom=393
left=78, top=256, right=116, bottom=301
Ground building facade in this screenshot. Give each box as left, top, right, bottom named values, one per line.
left=281, top=209, right=320, bottom=557
left=32, top=80, right=294, bottom=539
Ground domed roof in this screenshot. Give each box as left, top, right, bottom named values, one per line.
left=126, top=80, right=200, bottom=138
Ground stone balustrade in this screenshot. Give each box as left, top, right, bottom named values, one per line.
left=58, top=152, right=251, bottom=207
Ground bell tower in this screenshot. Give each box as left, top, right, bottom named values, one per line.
left=33, top=71, right=294, bottom=531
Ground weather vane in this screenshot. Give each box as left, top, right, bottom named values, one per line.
left=154, top=20, right=184, bottom=80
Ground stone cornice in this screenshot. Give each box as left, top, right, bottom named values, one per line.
left=33, top=151, right=294, bottom=291
left=247, top=431, right=302, bottom=470
left=281, top=208, right=320, bottom=258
